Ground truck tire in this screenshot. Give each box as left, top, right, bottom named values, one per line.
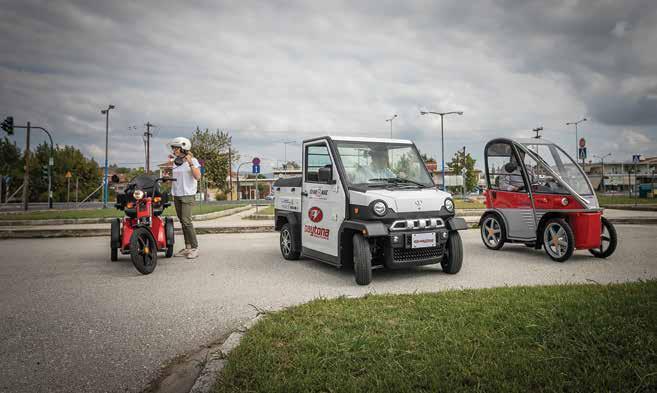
left=542, top=218, right=574, bottom=262
left=588, top=217, right=617, bottom=258
left=280, top=223, right=300, bottom=260
left=110, top=218, right=120, bottom=262
left=441, top=231, right=463, bottom=274
left=165, top=217, right=174, bottom=258
left=130, top=227, right=158, bottom=275
left=353, top=233, right=372, bottom=285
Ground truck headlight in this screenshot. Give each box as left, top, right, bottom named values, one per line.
left=444, top=198, right=454, bottom=212
left=372, top=201, right=387, bottom=216
left=133, top=189, right=145, bottom=200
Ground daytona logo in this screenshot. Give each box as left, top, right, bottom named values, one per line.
left=304, top=225, right=330, bottom=240
left=308, top=207, right=323, bottom=223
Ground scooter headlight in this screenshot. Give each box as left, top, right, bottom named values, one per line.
left=444, top=198, right=454, bottom=212
left=372, top=201, right=388, bottom=216
left=133, top=189, right=145, bottom=200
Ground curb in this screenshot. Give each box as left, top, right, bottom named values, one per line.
left=189, top=314, right=265, bottom=393
left=0, top=205, right=252, bottom=226
left=603, top=204, right=657, bottom=211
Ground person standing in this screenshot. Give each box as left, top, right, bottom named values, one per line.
left=168, top=137, right=202, bottom=259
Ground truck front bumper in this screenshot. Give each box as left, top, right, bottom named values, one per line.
left=384, top=228, right=449, bottom=269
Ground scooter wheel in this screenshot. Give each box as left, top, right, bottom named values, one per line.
left=130, top=227, right=158, bottom=275
left=588, top=217, right=617, bottom=258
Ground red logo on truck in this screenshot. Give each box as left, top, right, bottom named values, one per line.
left=308, top=207, right=323, bottom=223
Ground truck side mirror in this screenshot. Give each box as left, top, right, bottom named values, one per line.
left=318, top=166, right=333, bottom=183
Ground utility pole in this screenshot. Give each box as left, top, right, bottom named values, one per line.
left=385, top=114, right=398, bottom=138
left=101, top=105, right=116, bottom=208
left=144, top=122, right=154, bottom=174
left=22, top=122, right=30, bottom=211
left=532, top=126, right=543, bottom=139
left=228, top=145, right=233, bottom=200
left=462, top=145, right=467, bottom=200
left=420, top=110, right=464, bottom=191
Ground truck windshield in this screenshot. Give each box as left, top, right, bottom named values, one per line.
left=335, top=141, right=435, bottom=188
left=521, top=142, right=594, bottom=196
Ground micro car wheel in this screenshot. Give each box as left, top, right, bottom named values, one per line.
left=130, top=227, right=158, bottom=275
left=353, top=233, right=372, bottom=285
left=441, top=231, right=463, bottom=274
left=480, top=214, right=506, bottom=250
left=110, top=218, right=120, bottom=261
left=542, top=218, right=574, bottom=262
left=588, top=216, right=617, bottom=259
left=280, top=223, right=300, bottom=260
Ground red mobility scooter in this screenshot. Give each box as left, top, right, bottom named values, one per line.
left=479, top=138, right=617, bottom=262
left=110, top=175, right=176, bottom=274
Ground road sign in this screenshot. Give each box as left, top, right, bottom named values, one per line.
left=578, top=147, right=587, bottom=160
left=252, top=157, right=261, bottom=165
left=633, top=154, right=641, bottom=164
left=579, top=138, right=586, bottom=148
left=252, top=164, right=260, bottom=174
left=65, top=171, right=72, bottom=178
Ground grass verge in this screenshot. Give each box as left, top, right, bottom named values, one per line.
left=0, top=204, right=245, bottom=221
left=454, top=199, right=485, bottom=209
left=598, top=195, right=657, bottom=206
left=215, top=281, right=657, bottom=393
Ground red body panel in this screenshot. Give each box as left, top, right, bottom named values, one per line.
left=119, top=198, right=167, bottom=251
left=532, top=194, right=583, bottom=210
left=566, top=211, right=602, bottom=250
left=485, top=189, right=531, bottom=209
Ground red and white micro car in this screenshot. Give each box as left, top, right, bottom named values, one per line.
left=479, top=138, right=617, bottom=262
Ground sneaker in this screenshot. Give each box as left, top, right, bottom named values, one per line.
left=186, top=248, right=199, bottom=259
left=175, top=248, right=191, bottom=257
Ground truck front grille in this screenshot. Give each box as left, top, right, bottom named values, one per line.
left=390, top=218, right=445, bottom=231
left=392, top=245, right=444, bottom=263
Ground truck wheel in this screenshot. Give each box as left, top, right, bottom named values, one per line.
left=441, top=231, right=463, bottom=274
left=110, top=218, right=120, bottom=261
left=353, top=233, right=372, bottom=285
left=542, top=218, right=574, bottom=262
left=165, top=218, right=174, bottom=258
left=480, top=213, right=505, bottom=250
left=130, top=227, right=158, bottom=275
left=589, top=217, right=617, bottom=258
left=280, top=223, right=300, bottom=260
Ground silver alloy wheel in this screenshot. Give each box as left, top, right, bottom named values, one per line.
left=543, top=223, right=568, bottom=259
left=482, top=217, right=502, bottom=247
left=595, top=225, right=611, bottom=254
left=281, top=228, right=292, bottom=256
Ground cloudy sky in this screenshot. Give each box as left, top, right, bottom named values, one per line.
left=1, top=0, right=656, bottom=173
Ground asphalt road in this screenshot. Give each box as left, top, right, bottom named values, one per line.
left=1, top=226, right=656, bottom=393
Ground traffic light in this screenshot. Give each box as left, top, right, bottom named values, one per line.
left=41, top=165, right=49, bottom=180
left=1, top=116, right=13, bottom=135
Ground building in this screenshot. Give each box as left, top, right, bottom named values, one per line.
left=583, top=156, right=657, bottom=192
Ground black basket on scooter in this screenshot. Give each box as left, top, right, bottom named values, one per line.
left=115, top=175, right=171, bottom=217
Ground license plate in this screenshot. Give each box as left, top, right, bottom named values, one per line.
left=411, top=232, right=436, bottom=248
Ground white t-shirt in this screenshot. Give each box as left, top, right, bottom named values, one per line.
left=171, top=158, right=200, bottom=196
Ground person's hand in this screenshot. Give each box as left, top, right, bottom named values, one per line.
left=185, top=152, right=194, bottom=164
left=168, top=154, right=174, bottom=162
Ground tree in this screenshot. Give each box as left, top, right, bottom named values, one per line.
left=420, top=153, right=436, bottom=164
left=190, top=128, right=238, bottom=192
left=282, top=160, right=300, bottom=169
left=0, top=137, right=22, bottom=201
left=447, top=149, right=478, bottom=191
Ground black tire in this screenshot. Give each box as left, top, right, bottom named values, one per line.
left=542, top=218, right=574, bottom=262
left=130, top=227, right=158, bottom=275
left=353, top=233, right=372, bottom=285
left=589, top=216, right=618, bottom=258
left=280, top=223, right=300, bottom=260
left=480, top=213, right=506, bottom=250
left=441, top=231, right=463, bottom=274
left=165, top=218, right=174, bottom=258
left=110, top=218, right=120, bottom=262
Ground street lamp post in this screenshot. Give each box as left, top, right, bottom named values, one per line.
left=101, top=105, right=115, bottom=208
left=593, top=153, right=612, bottom=194
left=420, top=110, right=464, bottom=191
left=566, top=118, right=587, bottom=162
left=236, top=161, right=252, bottom=200
left=385, top=114, right=398, bottom=138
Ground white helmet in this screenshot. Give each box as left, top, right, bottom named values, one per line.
left=168, top=137, right=192, bottom=151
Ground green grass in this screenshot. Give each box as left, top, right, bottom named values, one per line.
left=254, top=205, right=274, bottom=215
left=215, top=281, right=657, bottom=393
left=0, top=204, right=245, bottom=221
left=454, top=199, right=485, bottom=209
left=598, top=195, right=657, bottom=206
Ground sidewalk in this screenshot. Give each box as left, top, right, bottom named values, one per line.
left=0, top=208, right=656, bottom=239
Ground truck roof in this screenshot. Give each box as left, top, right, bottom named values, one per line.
left=324, top=136, right=413, bottom=144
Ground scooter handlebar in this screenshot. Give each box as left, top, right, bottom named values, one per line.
left=157, top=177, right=177, bottom=182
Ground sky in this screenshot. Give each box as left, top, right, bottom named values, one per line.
left=1, top=0, right=656, bottom=174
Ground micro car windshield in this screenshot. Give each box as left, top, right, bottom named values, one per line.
left=520, top=142, right=594, bottom=196
left=335, top=141, right=435, bottom=188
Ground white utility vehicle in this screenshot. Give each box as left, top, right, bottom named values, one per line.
left=273, top=136, right=466, bottom=285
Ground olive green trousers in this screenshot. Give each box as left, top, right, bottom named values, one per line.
left=173, top=195, right=198, bottom=249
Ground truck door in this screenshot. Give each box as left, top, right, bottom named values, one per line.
left=485, top=141, right=536, bottom=240
left=301, top=140, right=346, bottom=258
